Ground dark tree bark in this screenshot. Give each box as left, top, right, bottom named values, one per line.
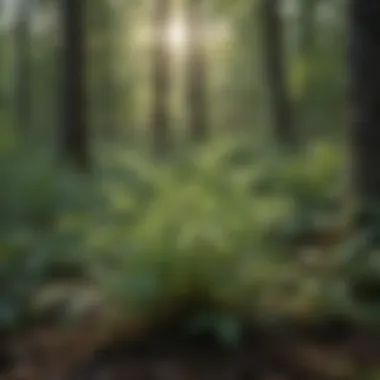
left=261, top=0, right=295, bottom=145
left=186, top=0, right=207, bottom=143
left=14, top=0, right=32, bottom=132
left=61, top=0, right=89, bottom=169
left=152, top=0, right=171, bottom=154
left=349, top=0, right=380, bottom=225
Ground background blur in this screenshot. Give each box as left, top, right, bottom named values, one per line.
left=3, top=1, right=380, bottom=379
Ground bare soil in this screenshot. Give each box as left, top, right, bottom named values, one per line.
left=3, top=317, right=380, bottom=380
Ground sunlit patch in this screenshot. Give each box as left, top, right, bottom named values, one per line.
left=133, top=15, right=231, bottom=55
left=165, top=17, right=188, bottom=54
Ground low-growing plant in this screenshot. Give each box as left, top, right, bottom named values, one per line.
left=2, top=136, right=369, bottom=341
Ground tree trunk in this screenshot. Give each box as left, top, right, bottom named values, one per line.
left=186, top=0, right=207, bottom=143
left=61, top=0, right=89, bottom=169
left=152, top=0, right=171, bottom=154
left=261, top=0, right=295, bottom=145
left=14, top=0, right=32, bottom=132
left=349, top=0, right=380, bottom=226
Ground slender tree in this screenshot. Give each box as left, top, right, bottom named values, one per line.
left=349, top=0, right=380, bottom=226
left=61, top=0, right=89, bottom=169
left=186, top=0, right=207, bottom=142
left=261, top=0, right=295, bottom=145
left=152, top=0, right=171, bottom=154
left=14, top=0, right=32, bottom=132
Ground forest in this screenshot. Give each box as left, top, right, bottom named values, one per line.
left=1, top=0, right=380, bottom=379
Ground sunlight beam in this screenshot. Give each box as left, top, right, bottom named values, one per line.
left=165, top=17, right=188, bottom=54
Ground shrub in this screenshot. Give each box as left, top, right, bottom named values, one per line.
left=1, top=137, right=355, bottom=339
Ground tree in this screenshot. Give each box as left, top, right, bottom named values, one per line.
left=151, top=0, right=171, bottom=154
left=186, top=0, right=207, bottom=142
left=261, top=0, right=295, bottom=145
left=60, top=0, right=89, bottom=169
left=349, top=0, right=380, bottom=226
left=14, top=0, right=32, bottom=132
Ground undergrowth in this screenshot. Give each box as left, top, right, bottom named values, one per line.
left=1, top=134, right=379, bottom=347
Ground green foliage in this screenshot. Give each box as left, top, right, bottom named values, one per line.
left=0, top=141, right=99, bottom=329
left=3, top=135, right=380, bottom=340
left=0, top=137, right=349, bottom=335
left=187, top=311, right=243, bottom=348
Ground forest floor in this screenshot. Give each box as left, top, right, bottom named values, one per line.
left=1, top=222, right=378, bottom=380
left=3, top=316, right=380, bottom=380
